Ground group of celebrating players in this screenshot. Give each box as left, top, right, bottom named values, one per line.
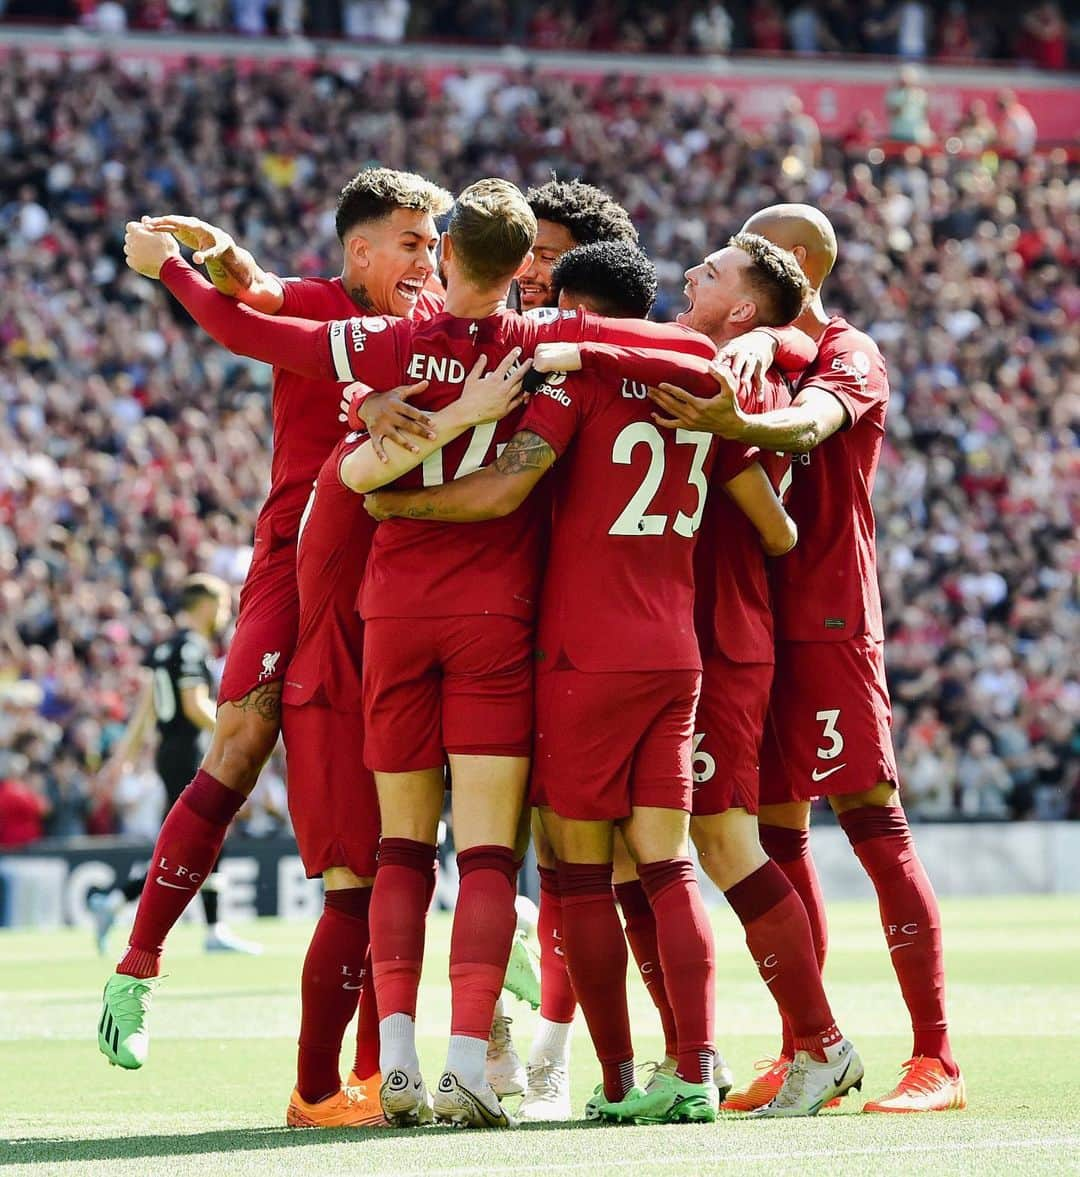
left=95, top=164, right=967, bottom=1129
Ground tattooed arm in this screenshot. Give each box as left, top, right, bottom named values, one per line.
left=364, top=430, right=558, bottom=523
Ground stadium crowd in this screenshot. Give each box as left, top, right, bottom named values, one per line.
left=1, top=0, right=1075, bottom=68
left=0, top=50, right=1077, bottom=847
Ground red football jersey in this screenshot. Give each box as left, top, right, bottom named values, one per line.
left=521, top=369, right=751, bottom=673
left=771, top=316, right=889, bottom=643
left=346, top=309, right=716, bottom=622
left=576, top=343, right=793, bottom=664
left=283, top=444, right=373, bottom=712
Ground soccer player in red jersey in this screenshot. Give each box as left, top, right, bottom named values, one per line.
left=137, top=178, right=716, bottom=1127
left=516, top=178, right=638, bottom=310
left=516, top=178, right=640, bottom=1120
left=362, top=237, right=809, bottom=1125
left=650, top=203, right=964, bottom=1115
left=550, top=234, right=865, bottom=1117
left=97, top=170, right=453, bottom=1105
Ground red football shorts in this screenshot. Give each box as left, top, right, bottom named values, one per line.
left=759, top=637, right=899, bottom=805
left=533, top=666, right=700, bottom=821
left=281, top=701, right=379, bottom=878
left=692, top=654, right=773, bottom=817
left=218, top=541, right=300, bottom=706
left=361, top=615, right=533, bottom=772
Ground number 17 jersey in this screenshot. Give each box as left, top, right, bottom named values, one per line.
left=522, top=373, right=753, bottom=672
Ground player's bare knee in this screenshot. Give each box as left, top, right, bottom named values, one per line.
left=829, top=781, right=899, bottom=815
left=532, top=810, right=556, bottom=868
left=691, top=813, right=767, bottom=891
left=323, top=866, right=373, bottom=891
left=758, top=800, right=811, bottom=830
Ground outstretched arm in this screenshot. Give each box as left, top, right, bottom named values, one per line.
left=142, top=214, right=285, bottom=311
left=364, top=429, right=557, bottom=522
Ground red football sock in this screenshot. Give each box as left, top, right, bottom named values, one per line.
left=638, top=858, right=715, bottom=1086
left=615, top=879, right=678, bottom=1060
left=558, top=861, right=634, bottom=1100
left=724, top=862, right=840, bottom=1061
left=839, top=806, right=957, bottom=1077
left=537, top=866, right=577, bottom=1023
left=118, top=770, right=245, bottom=978
left=353, top=954, right=380, bottom=1081
left=759, top=823, right=829, bottom=1058
left=296, top=887, right=371, bottom=1103
left=369, top=838, right=437, bottom=1021
left=449, top=845, right=518, bottom=1039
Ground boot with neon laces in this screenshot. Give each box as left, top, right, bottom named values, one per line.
left=649, top=1052, right=733, bottom=1103
left=750, top=1039, right=864, bottom=1118
left=434, top=1070, right=515, bottom=1128
left=502, top=930, right=541, bottom=1010
left=486, top=1003, right=526, bottom=1098
left=599, top=1071, right=719, bottom=1125
left=862, top=1057, right=966, bottom=1113
left=98, top=973, right=164, bottom=1070
left=287, top=1083, right=387, bottom=1128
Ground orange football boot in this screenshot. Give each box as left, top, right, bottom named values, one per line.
left=287, top=1078, right=386, bottom=1128
left=721, top=1058, right=790, bottom=1111
left=862, top=1057, right=967, bottom=1113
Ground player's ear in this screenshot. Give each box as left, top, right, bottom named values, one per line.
left=347, top=232, right=371, bottom=270
left=731, top=298, right=756, bottom=326
left=512, top=250, right=535, bottom=281
left=440, top=232, right=453, bottom=265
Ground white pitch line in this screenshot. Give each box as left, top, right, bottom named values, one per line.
left=408, top=1136, right=1080, bottom=1177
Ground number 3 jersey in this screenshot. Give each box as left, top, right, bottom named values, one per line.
left=521, top=371, right=754, bottom=672
left=346, top=309, right=715, bottom=623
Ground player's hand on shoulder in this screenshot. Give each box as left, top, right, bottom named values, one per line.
left=359, top=381, right=434, bottom=463
left=714, top=329, right=776, bottom=399
left=533, top=342, right=582, bottom=373
left=458, top=348, right=531, bottom=425
left=124, top=220, right=180, bottom=279
left=649, top=363, right=748, bottom=439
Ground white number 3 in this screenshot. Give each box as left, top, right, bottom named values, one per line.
left=814, top=709, right=844, bottom=760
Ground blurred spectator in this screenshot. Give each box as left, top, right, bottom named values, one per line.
left=690, top=3, right=732, bottom=54
left=896, top=0, right=930, bottom=59
left=0, top=756, right=49, bottom=847
left=861, top=0, right=899, bottom=55
left=749, top=0, right=787, bottom=52
left=956, top=732, right=1013, bottom=818
left=0, top=51, right=1076, bottom=842
left=953, top=99, right=997, bottom=152
left=936, top=0, right=975, bottom=59
left=886, top=64, right=933, bottom=143
left=1017, top=1, right=1068, bottom=70
left=774, top=95, right=822, bottom=173
left=788, top=0, right=827, bottom=54
left=996, top=89, right=1038, bottom=158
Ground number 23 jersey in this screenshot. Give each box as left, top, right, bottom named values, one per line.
left=523, top=373, right=752, bottom=673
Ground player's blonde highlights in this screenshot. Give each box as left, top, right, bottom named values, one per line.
left=335, top=167, right=454, bottom=239
left=449, top=179, right=538, bottom=288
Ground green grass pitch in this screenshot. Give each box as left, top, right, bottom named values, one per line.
left=2, top=895, right=1078, bottom=1176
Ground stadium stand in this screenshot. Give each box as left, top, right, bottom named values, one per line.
left=0, top=46, right=1076, bottom=845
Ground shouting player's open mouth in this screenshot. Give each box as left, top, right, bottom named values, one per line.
left=676, top=281, right=695, bottom=325
left=396, top=276, right=426, bottom=306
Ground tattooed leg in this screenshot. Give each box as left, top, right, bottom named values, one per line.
left=201, top=682, right=283, bottom=797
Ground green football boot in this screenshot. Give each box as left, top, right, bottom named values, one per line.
left=97, top=973, right=163, bottom=1070
left=602, top=1072, right=719, bottom=1124
left=502, top=930, right=541, bottom=1010
left=585, top=1083, right=648, bottom=1122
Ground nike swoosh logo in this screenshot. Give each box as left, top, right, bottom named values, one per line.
left=888, top=941, right=915, bottom=953
left=833, top=1056, right=853, bottom=1087
left=155, top=878, right=193, bottom=890
left=811, top=763, right=847, bottom=782
left=342, top=982, right=363, bottom=990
